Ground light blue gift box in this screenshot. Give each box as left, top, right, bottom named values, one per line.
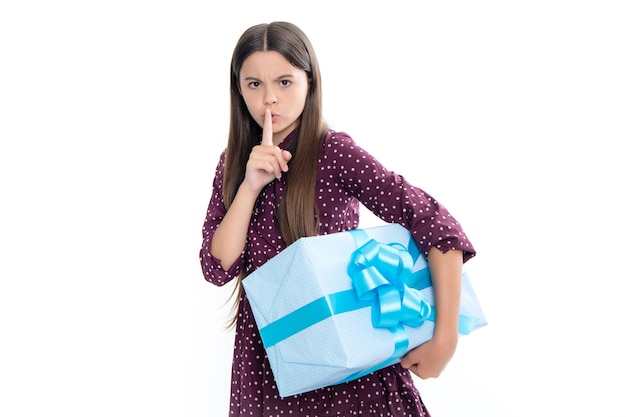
left=243, top=223, right=487, bottom=398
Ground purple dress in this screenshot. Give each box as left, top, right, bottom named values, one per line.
left=200, top=129, right=476, bottom=416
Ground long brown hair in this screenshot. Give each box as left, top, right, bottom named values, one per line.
left=222, top=22, right=327, bottom=327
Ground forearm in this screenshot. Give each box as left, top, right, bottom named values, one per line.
left=210, top=182, right=259, bottom=270
left=427, top=247, right=463, bottom=344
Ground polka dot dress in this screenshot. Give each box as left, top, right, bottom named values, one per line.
left=200, top=129, right=476, bottom=416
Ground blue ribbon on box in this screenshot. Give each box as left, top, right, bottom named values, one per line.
left=347, top=229, right=433, bottom=330
left=258, top=228, right=481, bottom=382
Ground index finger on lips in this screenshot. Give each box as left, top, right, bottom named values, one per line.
left=262, top=108, right=273, bottom=146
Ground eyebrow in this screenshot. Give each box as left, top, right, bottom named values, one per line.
left=242, top=74, right=296, bottom=82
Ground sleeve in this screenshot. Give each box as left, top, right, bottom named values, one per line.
left=199, top=151, right=245, bottom=286
left=324, top=131, right=476, bottom=263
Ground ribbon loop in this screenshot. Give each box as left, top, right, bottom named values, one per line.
left=348, top=238, right=432, bottom=332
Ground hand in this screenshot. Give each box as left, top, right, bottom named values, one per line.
left=244, top=108, right=292, bottom=192
left=399, top=333, right=458, bottom=379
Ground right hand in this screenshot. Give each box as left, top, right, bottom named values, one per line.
left=244, top=108, right=292, bottom=192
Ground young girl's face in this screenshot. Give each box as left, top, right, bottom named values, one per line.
left=239, top=51, right=309, bottom=145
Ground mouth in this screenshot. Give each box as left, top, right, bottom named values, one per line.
left=264, top=112, right=278, bottom=123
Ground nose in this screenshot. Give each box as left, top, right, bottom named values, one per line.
left=263, top=88, right=277, bottom=105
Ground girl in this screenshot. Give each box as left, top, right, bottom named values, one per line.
left=200, top=21, right=476, bottom=417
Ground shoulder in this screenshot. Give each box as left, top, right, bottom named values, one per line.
left=320, top=129, right=373, bottom=160
left=318, top=129, right=383, bottom=179
left=321, top=129, right=361, bottom=155
left=323, top=129, right=354, bottom=146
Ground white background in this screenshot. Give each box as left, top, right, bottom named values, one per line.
left=1, top=1, right=625, bottom=416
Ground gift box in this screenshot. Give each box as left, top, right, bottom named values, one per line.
left=242, top=223, right=487, bottom=398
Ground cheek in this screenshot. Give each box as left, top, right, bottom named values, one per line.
left=293, top=84, right=308, bottom=107
left=240, top=90, right=252, bottom=106
left=240, top=93, right=258, bottom=115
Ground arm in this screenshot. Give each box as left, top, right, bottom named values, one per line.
left=210, top=182, right=259, bottom=270
left=399, top=247, right=463, bottom=378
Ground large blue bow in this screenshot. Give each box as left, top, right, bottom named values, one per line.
left=348, top=238, right=433, bottom=330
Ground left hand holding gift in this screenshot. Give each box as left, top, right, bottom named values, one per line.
left=400, top=331, right=458, bottom=379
